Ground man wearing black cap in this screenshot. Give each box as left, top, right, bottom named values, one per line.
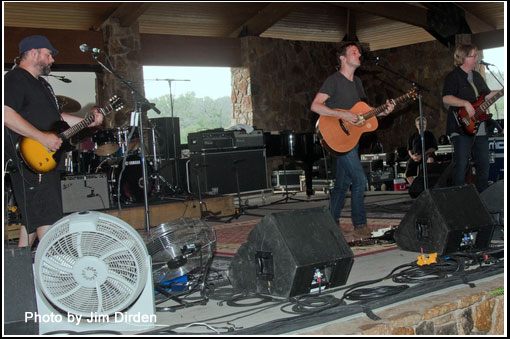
left=4, top=35, right=104, bottom=247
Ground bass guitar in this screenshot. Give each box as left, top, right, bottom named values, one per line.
left=453, top=88, right=504, bottom=135
left=318, top=88, right=418, bottom=154
left=17, top=95, right=124, bottom=174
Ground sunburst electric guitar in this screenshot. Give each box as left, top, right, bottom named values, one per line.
left=318, top=88, right=418, bottom=154
left=17, top=95, right=124, bottom=174
left=453, top=88, right=504, bottom=135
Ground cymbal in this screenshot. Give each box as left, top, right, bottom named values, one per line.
left=56, top=95, right=81, bottom=113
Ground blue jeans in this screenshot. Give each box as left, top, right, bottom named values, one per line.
left=451, top=135, right=489, bottom=193
left=330, top=145, right=367, bottom=228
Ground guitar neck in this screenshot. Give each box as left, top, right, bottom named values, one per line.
left=478, top=89, right=504, bottom=113
left=362, top=91, right=416, bottom=119
left=60, top=115, right=95, bottom=140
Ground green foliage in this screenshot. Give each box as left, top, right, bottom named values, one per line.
left=147, top=92, right=232, bottom=144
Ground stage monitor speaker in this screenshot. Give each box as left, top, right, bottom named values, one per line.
left=60, top=174, right=110, bottom=213
left=189, top=149, right=267, bottom=195
left=151, top=117, right=180, bottom=160
left=228, top=207, right=354, bottom=298
left=395, top=185, right=495, bottom=255
left=480, top=180, right=504, bottom=226
left=408, top=162, right=451, bottom=198
left=4, top=248, right=38, bottom=335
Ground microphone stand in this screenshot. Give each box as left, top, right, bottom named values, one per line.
left=370, top=59, right=431, bottom=191
left=160, top=79, right=189, bottom=192
left=91, top=52, right=161, bottom=234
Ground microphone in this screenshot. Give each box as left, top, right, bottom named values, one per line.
left=49, top=75, right=72, bottom=83
left=478, top=60, right=495, bottom=66
left=79, top=44, right=102, bottom=54
left=362, top=55, right=380, bottom=63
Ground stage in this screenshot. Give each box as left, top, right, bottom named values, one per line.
left=4, top=190, right=505, bottom=335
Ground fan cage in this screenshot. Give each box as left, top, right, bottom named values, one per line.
left=35, top=211, right=149, bottom=317
left=143, top=218, right=216, bottom=283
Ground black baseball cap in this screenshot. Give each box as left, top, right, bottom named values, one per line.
left=19, top=35, right=59, bottom=56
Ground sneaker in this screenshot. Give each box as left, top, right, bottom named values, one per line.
left=353, top=224, right=372, bottom=238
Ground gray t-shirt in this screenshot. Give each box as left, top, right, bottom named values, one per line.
left=318, top=71, right=367, bottom=110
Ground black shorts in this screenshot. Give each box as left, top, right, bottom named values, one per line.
left=10, top=168, right=64, bottom=234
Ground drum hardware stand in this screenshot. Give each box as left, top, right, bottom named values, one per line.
left=91, top=52, right=161, bottom=233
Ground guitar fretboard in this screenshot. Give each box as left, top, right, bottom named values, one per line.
left=362, top=91, right=417, bottom=120
left=59, top=104, right=113, bottom=140
left=476, top=89, right=504, bottom=117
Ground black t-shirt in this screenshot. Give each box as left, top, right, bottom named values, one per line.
left=4, top=67, right=64, bottom=167
left=407, top=130, right=438, bottom=155
left=319, top=71, right=367, bottom=110
left=442, top=66, right=490, bottom=136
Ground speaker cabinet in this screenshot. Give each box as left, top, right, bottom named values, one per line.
left=60, top=174, right=110, bottom=213
left=4, top=248, right=38, bottom=335
left=189, top=149, right=268, bottom=195
left=228, top=208, right=354, bottom=298
left=480, top=180, right=504, bottom=226
left=395, top=185, right=495, bottom=255
left=150, top=117, right=180, bottom=160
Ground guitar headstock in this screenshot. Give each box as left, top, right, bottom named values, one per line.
left=407, top=87, right=419, bottom=101
left=108, top=95, right=124, bottom=111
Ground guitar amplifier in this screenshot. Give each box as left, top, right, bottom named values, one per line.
left=60, top=174, right=110, bottom=213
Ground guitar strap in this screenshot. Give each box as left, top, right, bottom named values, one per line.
left=39, top=77, right=63, bottom=119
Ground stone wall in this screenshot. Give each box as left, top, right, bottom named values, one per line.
left=300, top=276, right=504, bottom=335
left=235, top=36, right=340, bottom=133
left=232, top=37, right=456, bottom=154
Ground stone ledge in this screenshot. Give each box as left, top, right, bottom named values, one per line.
left=299, top=275, right=504, bottom=335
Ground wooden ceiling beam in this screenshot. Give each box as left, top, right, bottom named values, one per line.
left=229, top=3, right=302, bottom=38
left=331, top=2, right=428, bottom=29
left=454, top=3, right=496, bottom=31
left=102, top=2, right=152, bottom=28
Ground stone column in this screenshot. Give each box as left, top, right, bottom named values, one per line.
left=99, top=17, right=145, bottom=128
left=231, top=67, right=253, bottom=126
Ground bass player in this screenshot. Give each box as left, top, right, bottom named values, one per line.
left=442, top=43, right=502, bottom=193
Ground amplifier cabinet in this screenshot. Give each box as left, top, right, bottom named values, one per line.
left=189, top=149, right=268, bottom=195
left=60, top=174, right=110, bottom=213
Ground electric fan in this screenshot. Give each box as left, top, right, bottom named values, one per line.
left=34, top=211, right=155, bottom=333
left=143, top=218, right=216, bottom=284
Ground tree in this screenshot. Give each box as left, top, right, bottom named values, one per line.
left=147, top=92, right=232, bottom=144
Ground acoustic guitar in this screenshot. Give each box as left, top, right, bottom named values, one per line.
left=452, top=88, right=504, bottom=135
left=16, top=95, right=124, bottom=174
left=317, top=88, right=418, bottom=154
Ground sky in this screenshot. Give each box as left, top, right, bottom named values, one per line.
left=143, top=66, right=232, bottom=100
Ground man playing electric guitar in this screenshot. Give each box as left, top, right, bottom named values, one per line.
left=442, top=43, right=502, bottom=193
left=310, top=42, right=395, bottom=238
left=4, top=35, right=104, bottom=248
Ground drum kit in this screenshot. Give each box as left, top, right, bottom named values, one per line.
left=59, top=96, right=174, bottom=205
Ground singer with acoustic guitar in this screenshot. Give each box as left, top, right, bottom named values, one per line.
left=310, top=42, right=395, bottom=239
left=442, top=43, right=503, bottom=193
left=4, top=35, right=104, bottom=248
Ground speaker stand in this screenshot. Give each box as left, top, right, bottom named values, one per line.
left=225, top=159, right=264, bottom=223
left=270, top=156, right=303, bottom=205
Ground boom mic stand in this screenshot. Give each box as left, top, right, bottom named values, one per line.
left=90, top=51, right=161, bottom=234
left=369, top=57, right=431, bottom=191
left=148, top=78, right=190, bottom=193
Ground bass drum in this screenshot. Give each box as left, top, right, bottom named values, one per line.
left=110, top=155, right=153, bottom=204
